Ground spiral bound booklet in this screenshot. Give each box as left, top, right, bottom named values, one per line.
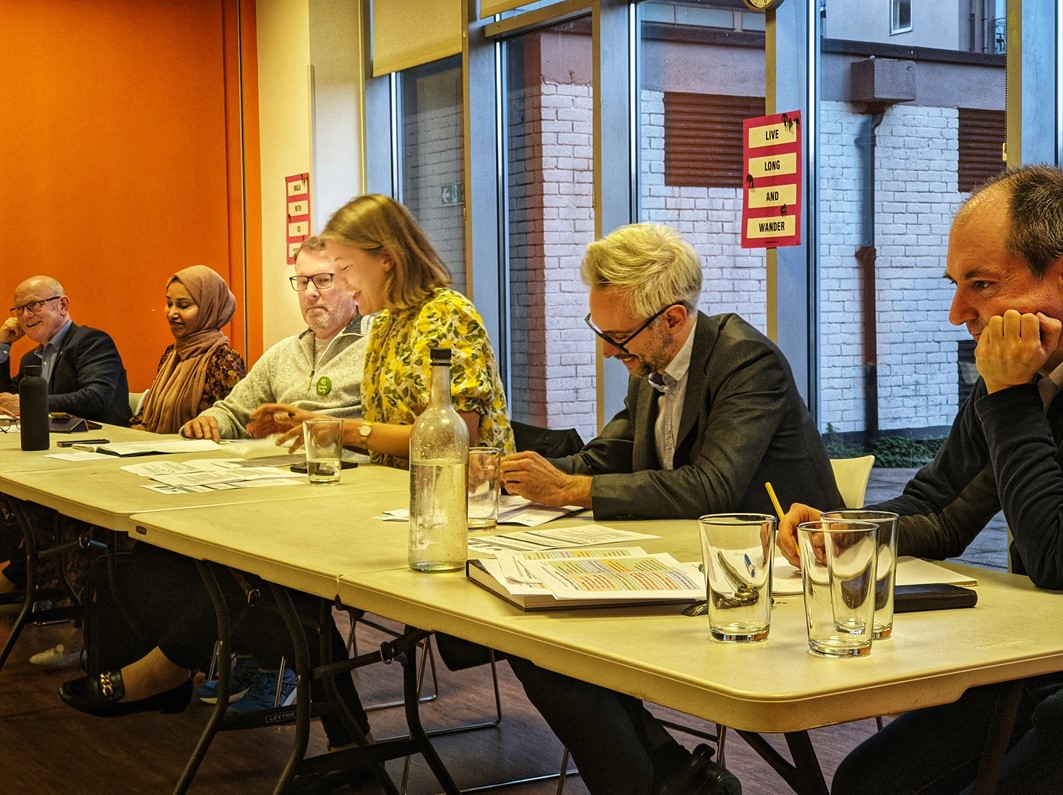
left=467, top=547, right=702, bottom=611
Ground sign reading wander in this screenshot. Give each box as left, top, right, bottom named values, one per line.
left=741, top=110, right=802, bottom=249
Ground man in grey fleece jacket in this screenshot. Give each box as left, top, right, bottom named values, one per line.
left=181, top=242, right=368, bottom=441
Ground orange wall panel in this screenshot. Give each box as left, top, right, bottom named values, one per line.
left=0, top=0, right=260, bottom=391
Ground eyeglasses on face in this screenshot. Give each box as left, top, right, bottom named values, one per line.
left=289, top=273, right=336, bottom=292
left=584, top=303, right=679, bottom=354
left=10, top=296, right=62, bottom=317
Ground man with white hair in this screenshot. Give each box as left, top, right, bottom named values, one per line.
left=0, top=275, right=130, bottom=424
left=501, top=223, right=840, bottom=795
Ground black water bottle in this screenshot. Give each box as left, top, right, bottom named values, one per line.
left=19, top=363, right=49, bottom=451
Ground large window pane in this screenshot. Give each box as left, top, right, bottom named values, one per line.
left=816, top=2, right=1006, bottom=445
left=400, top=56, right=466, bottom=294
left=637, top=1, right=768, bottom=332
left=505, top=20, right=596, bottom=440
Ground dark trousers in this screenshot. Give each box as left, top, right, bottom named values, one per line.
left=507, top=655, right=687, bottom=794
left=0, top=498, right=106, bottom=596
left=832, top=675, right=1063, bottom=795
left=121, top=543, right=370, bottom=743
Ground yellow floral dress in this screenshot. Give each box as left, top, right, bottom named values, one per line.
left=361, top=287, right=515, bottom=468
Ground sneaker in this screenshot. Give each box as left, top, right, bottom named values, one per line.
left=195, top=655, right=259, bottom=704
left=226, top=667, right=297, bottom=714
left=29, top=643, right=81, bottom=668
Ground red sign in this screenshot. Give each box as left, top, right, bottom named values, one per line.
left=285, top=173, right=311, bottom=264
left=741, top=111, right=802, bottom=249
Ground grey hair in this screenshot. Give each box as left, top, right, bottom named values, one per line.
left=580, top=223, right=702, bottom=316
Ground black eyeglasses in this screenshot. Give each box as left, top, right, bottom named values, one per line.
left=10, top=296, right=61, bottom=317
left=0, top=416, right=19, bottom=434
left=289, top=273, right=336, bottom=292
left=584, top=303, right=679, bottom=354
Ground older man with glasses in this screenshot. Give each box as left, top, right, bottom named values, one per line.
left=0, top=275, right=130, bottom=425
left=500, top=223, right=840, bottom=795
left=161, top=236, right=373, bottom=734
left=0, top=275, right=132, bottom=599
left=180, top=236, right=369, bottom=442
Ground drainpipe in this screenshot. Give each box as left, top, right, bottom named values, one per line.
left=855, top=111, right=883, bottom=448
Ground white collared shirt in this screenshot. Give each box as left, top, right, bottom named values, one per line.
left=651, top=322, right=696, bottom=470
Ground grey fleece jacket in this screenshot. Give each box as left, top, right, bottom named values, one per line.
left=200, top=316, right=369, bottom=439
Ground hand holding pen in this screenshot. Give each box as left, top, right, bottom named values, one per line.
left=769, top=481, right=823, bottom=568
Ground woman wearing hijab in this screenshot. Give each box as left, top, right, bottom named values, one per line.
left=131, top=265, right=246, bottom=433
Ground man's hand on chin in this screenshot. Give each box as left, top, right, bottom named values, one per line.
left=977, top=310, right=1063, bottom=393
left=0, top=318, right=23, bottom=346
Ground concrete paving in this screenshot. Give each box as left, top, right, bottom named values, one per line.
left=865, top=467, right=1009, bottom=572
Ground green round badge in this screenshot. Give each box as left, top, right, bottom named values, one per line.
left=315, top=375, right=332, bottom=396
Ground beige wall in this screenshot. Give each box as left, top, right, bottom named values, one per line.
left=256, top=0, right=366, bottom=348
left=309, top=0, right=366, bottom=222
left=256, top=0, right=312, bottom=346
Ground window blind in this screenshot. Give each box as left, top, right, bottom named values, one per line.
left=372, top=0, right=462, bottom=77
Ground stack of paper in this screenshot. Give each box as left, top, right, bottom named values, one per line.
left=121, top=458, right=303, bottom=494
left=771, top=555, right=978, bottom=596
left=467, top=546, right=703, bottom=611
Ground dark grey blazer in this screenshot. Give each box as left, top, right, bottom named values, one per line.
left=0, top=322, right=131, bottom=426
left=553, top=312, right=841, bottom=520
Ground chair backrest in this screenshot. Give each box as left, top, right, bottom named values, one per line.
left=511, top=420, right=584, bottom=458
left=128, top=390, right=147, bottom=416
left=830, top=455, right=876, bottom=508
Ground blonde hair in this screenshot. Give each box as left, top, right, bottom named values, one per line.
left=320, top=195, right=451, bottom=310
left=580, top=223, right=702, bottom=316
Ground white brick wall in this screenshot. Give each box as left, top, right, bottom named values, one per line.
left=402, top=95, right=466, bottom=293
left=508, top=81, right=598, bottom=441
left=505, top=87, right=968, bottom=442
left=818, top=102, right=967, bottom=434
left=640, top=89, right=769, bottom=329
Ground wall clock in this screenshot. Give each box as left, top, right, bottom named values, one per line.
left=743, top=0, right=786, bottom=11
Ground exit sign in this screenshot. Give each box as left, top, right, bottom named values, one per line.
left=440, top=182, right=464, bottom=206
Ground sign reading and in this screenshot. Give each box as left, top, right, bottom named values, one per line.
left=741, top=111, right=802, bottom=249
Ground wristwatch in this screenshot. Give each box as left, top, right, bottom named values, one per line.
left=358, top=421, right=373, bottom=443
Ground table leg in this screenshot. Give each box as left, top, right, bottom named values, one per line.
left=971, top=679, right=1025, bottom=794
left=168, top=565, right=459, bottom=795
left=173, top=561, right=234, bottom=794
left=269, top=582, right=314, bottom=794
left=398, top=634, right=460, bottom=795
left=272, top=593, right=458, bottom=794
left=735, top=729, right=828, bottom=795
left=0, top=498, right=80, bottom=673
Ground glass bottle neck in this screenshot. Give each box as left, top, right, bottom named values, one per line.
left=429, top=363, right=453, bottom=409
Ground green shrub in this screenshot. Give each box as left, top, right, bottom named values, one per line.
left=871, top=435, right=945, bottom=468
left=823, top=423, right=866, bottom=459
left=822, top=424, right=946, bottom=468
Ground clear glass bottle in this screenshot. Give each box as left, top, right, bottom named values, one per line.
left=408, top=348, right=469, bottom=572
left=19, top=363, right=49, bottom=451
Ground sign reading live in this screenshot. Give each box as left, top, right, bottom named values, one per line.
left=285, top=173, right=311, bottom=264
left=741, top=111, right=802, bottom=249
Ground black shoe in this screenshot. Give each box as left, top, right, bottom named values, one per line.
left=655, top=744, right=741, bottom=795
left=59, top=670, right=192, bottom=718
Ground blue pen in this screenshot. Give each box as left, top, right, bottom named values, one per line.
left=744, top=553, right=757, bottom=579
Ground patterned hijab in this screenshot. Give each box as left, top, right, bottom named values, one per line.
left=138, top=266, right=236, bottom=434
